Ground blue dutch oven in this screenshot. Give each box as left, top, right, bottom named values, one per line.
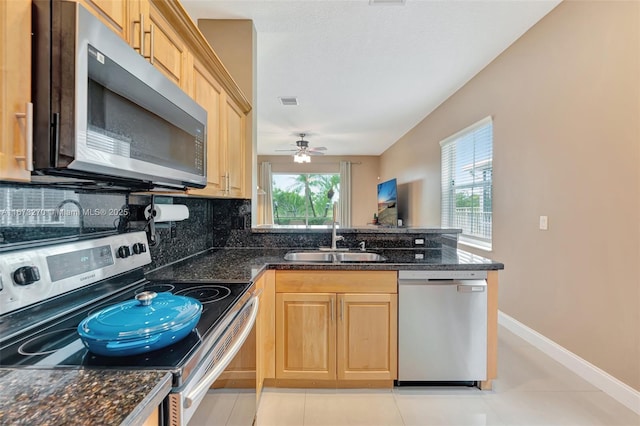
left=77, top=291, right=202, bottom=357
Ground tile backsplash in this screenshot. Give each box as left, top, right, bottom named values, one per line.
left=0, top=184, right=127, bottom=247
left=125, top=196, right=251, bottom=271
left=0, top=182, right=251, bottom=271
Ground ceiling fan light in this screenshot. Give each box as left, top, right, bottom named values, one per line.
left=294, top=152, right=311, bottom=163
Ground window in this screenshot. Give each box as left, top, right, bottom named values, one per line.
left=441, top=117, right=493, bottom=250
left=272, top=173, right=340, bottom=226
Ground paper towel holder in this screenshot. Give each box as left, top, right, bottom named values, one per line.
left=145, top=196, right=159, bottom=247
left=144, top=204, right=189, bottom=222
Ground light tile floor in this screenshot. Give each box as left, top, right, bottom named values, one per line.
left=190, top=325, right=640, bottom=426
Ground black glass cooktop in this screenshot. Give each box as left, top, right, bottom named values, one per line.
left=0, top=281, right=252, bottom=372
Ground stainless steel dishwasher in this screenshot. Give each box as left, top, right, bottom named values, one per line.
left=398, top=270, right=488, bottom=384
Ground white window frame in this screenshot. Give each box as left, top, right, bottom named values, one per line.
left=440, top=116, right=493, bottom=251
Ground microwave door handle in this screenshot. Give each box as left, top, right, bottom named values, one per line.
left=14, top=102, right=33, bottom=171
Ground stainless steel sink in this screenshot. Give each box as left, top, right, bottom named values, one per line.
left=284, top=252, right=334, bottom=262
left=284, top=251, right=386, bottom=262
left=334, top=252, right=386, bottom=262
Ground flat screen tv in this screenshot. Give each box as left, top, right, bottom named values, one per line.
left=377, top=178, right=398, bottom=227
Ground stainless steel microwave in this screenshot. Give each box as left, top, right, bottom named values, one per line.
left=32, top=1, right=207, bottom=190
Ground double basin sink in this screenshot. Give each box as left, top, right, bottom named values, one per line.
left=284, top=251, right=386, bottom=263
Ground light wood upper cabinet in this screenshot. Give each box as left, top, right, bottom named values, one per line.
left=276, top=293, right=336, bottom=381
left=147, top=2, right=190, bottom=91
left=80, top=0, right=191, bottom=92
left=79, top=0, right=130, bottom=41
left=187, top=67, right=247, bottom=198
left=188, top=59, right=224, bottom=197
left=223, top=94, right=246, bottom=197
left=0, top=0, right=32, bottom=182
left=337, top=293, right=397, bottom=381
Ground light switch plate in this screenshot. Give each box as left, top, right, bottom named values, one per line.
left=539, top=215, right=548, bottom=230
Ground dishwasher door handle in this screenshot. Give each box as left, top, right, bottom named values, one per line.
left=457, top=284, right=486, bottom=293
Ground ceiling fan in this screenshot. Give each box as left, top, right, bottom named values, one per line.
left=276, top=134, right=326, bottom=162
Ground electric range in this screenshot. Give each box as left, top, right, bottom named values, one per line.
left=0, top=231, right=259, bottom=425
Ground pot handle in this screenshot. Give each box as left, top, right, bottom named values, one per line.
left=106, top=334, right=161, bottom=350
left=135, top=291, right=158, bottom=306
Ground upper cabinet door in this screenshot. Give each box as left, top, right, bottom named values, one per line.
left=188, top=59, right=224, bottom=197
left=79, top=0, right=130, bottom=41
left=0, top=0, right=32, bottom=182
left=224, top=95, right=246, bottom=198
left=147, top=3, right=190, bottom=91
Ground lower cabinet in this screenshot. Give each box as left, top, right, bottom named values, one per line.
left=276, top=292, right=336, bottom=380
left=337, top=293, right=397, bottom=381
left=274, top=271, right=397, bottom=384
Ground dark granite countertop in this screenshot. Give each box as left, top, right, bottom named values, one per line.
left=251, top=226, right=463, bottom=234
left=0, top=368, right=171, bottom=426
left=146, top=247, right=504, bottom=283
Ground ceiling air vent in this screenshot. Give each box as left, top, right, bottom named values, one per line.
left=279, top=96, right=299, bottom=106
left=369, top=0, right=405, bottom=4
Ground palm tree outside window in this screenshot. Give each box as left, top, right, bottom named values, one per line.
left=272, top=173, right=340, bottom=226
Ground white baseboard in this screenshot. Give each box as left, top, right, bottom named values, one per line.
left=498, top=310, right=640, bottom=416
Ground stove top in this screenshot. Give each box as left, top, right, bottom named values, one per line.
left=0, top=280, right=251, bottom=369
left=0, top=232, right=254, bottom=387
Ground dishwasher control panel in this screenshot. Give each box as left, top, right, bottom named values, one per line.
left=398, top=270, right=487, bottom=281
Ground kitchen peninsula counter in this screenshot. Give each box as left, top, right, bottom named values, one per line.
left=145, top=246, right=504, bottom=283
left=0, top=368, right=171, bottom=425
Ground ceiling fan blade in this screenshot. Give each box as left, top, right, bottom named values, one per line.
left=275, top=148, right=298, bottom=152
left=308, top=146, right=327, bottom=151
left=308, top=151, right=325, bottom=156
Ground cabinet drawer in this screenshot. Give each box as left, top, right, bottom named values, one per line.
left=275, top=271, right=397, bottom=293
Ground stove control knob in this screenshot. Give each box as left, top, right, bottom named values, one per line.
left=132, top=242, right=147, bottom=255
left=117, top=245, right=131, bottom=259
left=13, top=266, right=41, bottom=286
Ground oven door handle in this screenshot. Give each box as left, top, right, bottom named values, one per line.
left=184, top=295, right=259, bottom=408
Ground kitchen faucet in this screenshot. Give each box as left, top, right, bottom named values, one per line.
left=330, top=202, right=344, bottom=251
left=53, top=199, right=85, bottom=234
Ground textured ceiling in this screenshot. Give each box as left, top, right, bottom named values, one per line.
left=181, top=0, right=560, bottom=156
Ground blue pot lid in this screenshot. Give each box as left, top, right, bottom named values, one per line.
left=78, top=292, right=202, bottom=340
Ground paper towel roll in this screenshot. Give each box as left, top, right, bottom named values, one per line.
left=145, top=204, right=189, bottom=222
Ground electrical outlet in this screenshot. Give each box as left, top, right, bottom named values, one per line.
left=415, top=253, right=424, bottom=260
left=414, top=238, right=424, bottom=245
left=539, top=215, right=548, bottom=230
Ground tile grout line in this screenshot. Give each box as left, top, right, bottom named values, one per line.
left=302, top=388, right=308, bottom=426
left=391, top=388, right=408, bottom=426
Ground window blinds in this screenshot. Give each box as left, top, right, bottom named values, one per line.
left=440, top=117, right=493, bottom=249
